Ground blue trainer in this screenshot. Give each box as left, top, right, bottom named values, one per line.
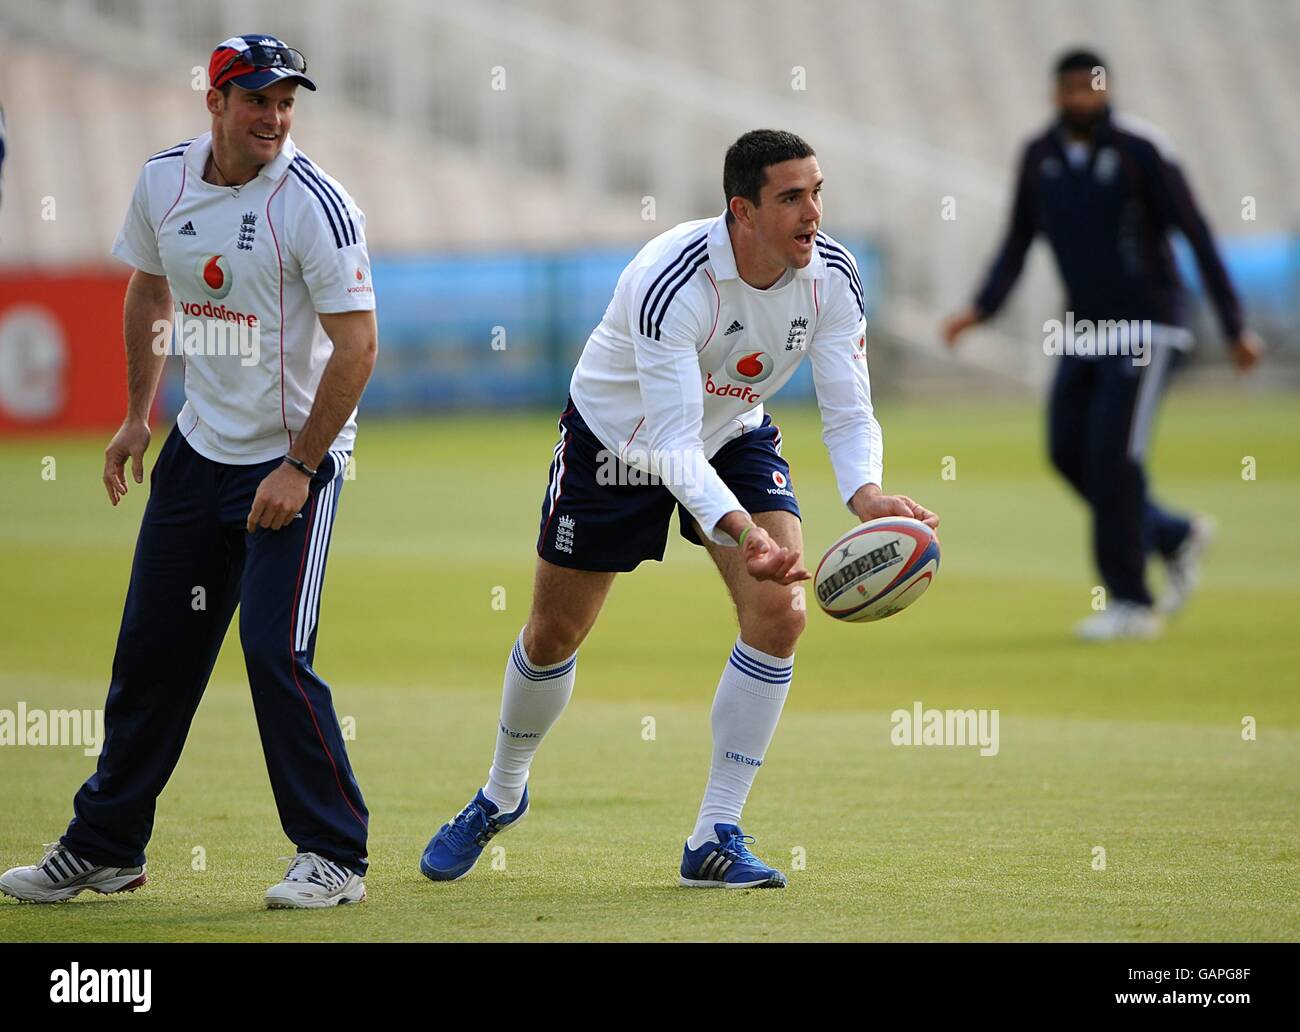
left=420, top=786, right=529, bottom=882
left=679, top=823, right=788, bottom=889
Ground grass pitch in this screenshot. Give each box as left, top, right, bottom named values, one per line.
left=0, top=391, right=1297, bottom=941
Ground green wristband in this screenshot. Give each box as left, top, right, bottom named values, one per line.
left=737, top=526, right=752, bottom=550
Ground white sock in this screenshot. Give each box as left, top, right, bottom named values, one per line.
left=482, top=628, right=577, bottom=813
left=688, top=637, right=793, bottom=849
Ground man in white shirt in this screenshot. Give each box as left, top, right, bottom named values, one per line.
left=0, top=35, right=378, bottom=909
left=421, top=130, right=939, bottom=889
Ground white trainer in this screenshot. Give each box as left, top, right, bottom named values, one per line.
left=1159, top=515, right=1216, bottom=615
left=0, top=842, right=147, bottom=903
left=1075, top=601, right=1164, bottom=641
left=265, top=852, right=366, bottom=909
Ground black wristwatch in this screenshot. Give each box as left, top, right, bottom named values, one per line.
left=282, top=455, right=317, bottom=478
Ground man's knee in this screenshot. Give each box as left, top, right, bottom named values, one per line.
left=739, top=590, right=807, bottom=658
left=521, top=614, right=589, bottom=666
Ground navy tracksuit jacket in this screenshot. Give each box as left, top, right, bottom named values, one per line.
left=973, top=105, right=1245, bottom=605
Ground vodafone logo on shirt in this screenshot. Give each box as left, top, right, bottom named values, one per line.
left=198, top=254, right=232, bottom=299
left=703, top=370, right=761, bottom=403
left=726, top=350, right=773, bottom=384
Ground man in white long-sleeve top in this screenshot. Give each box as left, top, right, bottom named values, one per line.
left=420, top=129, right=939, bottom=889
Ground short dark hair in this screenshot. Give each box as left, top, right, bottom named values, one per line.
left=1055, top=48, right=1106, bottom=78
left=724, top=129, right=815, bottom=223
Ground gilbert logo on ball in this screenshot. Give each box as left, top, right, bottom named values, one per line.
left=813, top=516, right=940, bottom=622
left=198, top=254, right=233, bottom=299
left=726, top=350, right=773, bottom=384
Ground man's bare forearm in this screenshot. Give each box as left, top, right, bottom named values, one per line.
left=289, top=310, right=378, bottom=469
left=124, top=270, right=172, bottom=423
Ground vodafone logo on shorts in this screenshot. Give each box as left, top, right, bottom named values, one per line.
left=726, top=350, right=773, bottom=384
left=198, top=255, right=232, bottom=299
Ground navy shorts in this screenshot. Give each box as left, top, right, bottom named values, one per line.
left=536, top=397, right=800, bottom=572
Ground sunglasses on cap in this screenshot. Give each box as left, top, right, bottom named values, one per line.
left=212, top=43, right=309, bottom=90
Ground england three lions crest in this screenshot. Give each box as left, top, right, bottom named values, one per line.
left=785, top=316, right=809, bottom=351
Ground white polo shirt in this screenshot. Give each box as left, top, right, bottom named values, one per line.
left=112, top=131, right=375, bottom=464
left=569, top=213, right=883, bottom=544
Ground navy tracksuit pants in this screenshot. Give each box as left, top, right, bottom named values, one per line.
left=61, top=425, right=369, bottom=874
left=1047, top=342, right=1192, bottom=606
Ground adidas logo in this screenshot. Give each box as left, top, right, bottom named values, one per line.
left=723, top=320, right=744, bottom=336
left=178, top=221, right=197, bottom=236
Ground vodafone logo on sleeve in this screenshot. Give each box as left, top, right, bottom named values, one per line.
left=348, top=265, right=373, bottom=295
left=198, top=254, right=232, bottom=299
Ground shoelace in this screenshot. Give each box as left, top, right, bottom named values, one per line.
left=441, top=800, right=497, bottom=851
left=279, top=852, right=346, bottom=891
left=38, top=841, right=96, bottom=881
left=718, top=833, right=765, bottom=868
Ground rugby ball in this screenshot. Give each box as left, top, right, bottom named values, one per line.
left=813, top=517, right=940, bottom=622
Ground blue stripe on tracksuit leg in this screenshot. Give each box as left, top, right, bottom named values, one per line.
left=61, top=426, right=369, bottom=874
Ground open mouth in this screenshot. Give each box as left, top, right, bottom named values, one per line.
left=251, top=131, right=278, bottom=142
left=794, top=232, right=815, bottom=247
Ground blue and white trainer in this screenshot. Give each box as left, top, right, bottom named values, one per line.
left=680, top=824, right=788, bottom=889
left=0, top=842, right=146, bottom=903
left=420, top=786, right=529, bottom=882
left=265, top=852, right=366, bottom=909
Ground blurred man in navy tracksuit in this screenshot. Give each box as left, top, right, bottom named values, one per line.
left=944, top=49, right=1262, bottom=641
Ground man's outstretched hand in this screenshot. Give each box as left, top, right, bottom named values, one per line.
left=849, top=484, right=940, bottom=530
left=740, top=524, right=811, bottom=585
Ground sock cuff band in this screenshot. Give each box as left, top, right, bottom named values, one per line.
left=511, top=635, right=577, bottom=683
left=727, top=647, right=793, bottom=698
left=732, top=638, right=793, bottom=673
